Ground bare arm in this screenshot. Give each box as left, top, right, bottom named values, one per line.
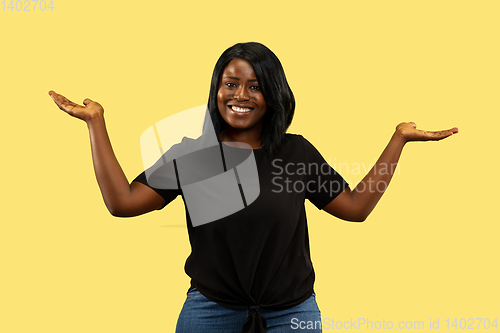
left=323, top=122, right=458, bottom=222
left=49, top=91, right=166, bottom=217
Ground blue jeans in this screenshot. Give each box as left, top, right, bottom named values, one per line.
left=176, top=288, right=322, bottom=332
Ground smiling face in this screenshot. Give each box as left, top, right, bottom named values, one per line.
left=217, top=58, right=267, bottom=138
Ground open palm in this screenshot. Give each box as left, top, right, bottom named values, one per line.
left=49, top=90, right=104, bottom=122
left=396, top=122, right=458, bottom=142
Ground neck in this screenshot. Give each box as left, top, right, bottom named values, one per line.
left=219, top=127, right=263, bottom=149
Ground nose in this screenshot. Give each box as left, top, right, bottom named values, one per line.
left=234, top=86, right=249, bottom=101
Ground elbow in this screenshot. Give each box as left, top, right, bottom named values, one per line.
left=350, top=207, right=372, bottom=222
left=109, top=209, right=126, bottom=218
left=349, top=212, right=368, bottom=222
left=109, top=207, right=133, bottom=218
left=353, top=216, right=367, bottom=222
left=346, top=216, right=366, bottom=222
left=107, top=202, right=130, bottom=218
left=108, top=207, right=124, bottom=217
left=337, top=213, right=367, bottom=222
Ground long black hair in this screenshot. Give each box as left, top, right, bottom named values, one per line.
left=207, top=42, right=295, bottom=155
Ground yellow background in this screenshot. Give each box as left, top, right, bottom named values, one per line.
left=1, top=0, right=498, bottom=332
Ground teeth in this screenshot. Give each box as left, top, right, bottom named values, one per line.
left=231, top=106, right=252, bottom=112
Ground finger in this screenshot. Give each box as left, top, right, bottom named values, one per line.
left=438, top=128, right=459, bottom=136
left=83, top=98, right=93, bottom=105
left=50, top=91, right=64, bottom=104
left=59, top=94, right=74, bottom=105
left=426, top=129, right=456, bottom=141
left=49, top=91, right=60, bottom=103
left=51, top=93, right=66, bottom=108
left=51, top=93, right=77, bottom=111
left=53, top=95, right=81, bottom=113
left=409, top=122, right=417, bottom=128
left=59, top=102, right=79, bottom=114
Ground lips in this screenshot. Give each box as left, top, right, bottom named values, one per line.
left=229, top=105, right=254, bottom=114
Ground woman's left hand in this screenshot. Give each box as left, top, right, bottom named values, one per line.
left=395, top=122, right=458, bottom=143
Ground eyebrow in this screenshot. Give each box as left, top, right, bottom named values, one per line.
left=223, top=76, right=258, bottom=82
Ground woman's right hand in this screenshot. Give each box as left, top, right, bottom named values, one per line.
left=49, top=90, right=104, bottom=122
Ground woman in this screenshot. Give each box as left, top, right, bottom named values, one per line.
left=49, top=42, right=458, bottom=332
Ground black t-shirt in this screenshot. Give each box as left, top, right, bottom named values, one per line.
left=133, top=134, right=348, bottom=332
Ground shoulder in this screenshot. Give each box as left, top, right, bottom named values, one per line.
left=283, top=133, right=306, bottom=144
left=273, top=134, right=313, bottom=160
left=267, top=134, right=320, bottom=158
left=283, top=133, right=315, bottom=150
left=281, top=133, right=327, bottom=163
left=284, top=133, right=303, bottom=139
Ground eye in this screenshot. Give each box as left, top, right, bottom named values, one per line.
left=225, top=82, right=236, bottom=88
left=250, top=85, right=260, bottom=91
